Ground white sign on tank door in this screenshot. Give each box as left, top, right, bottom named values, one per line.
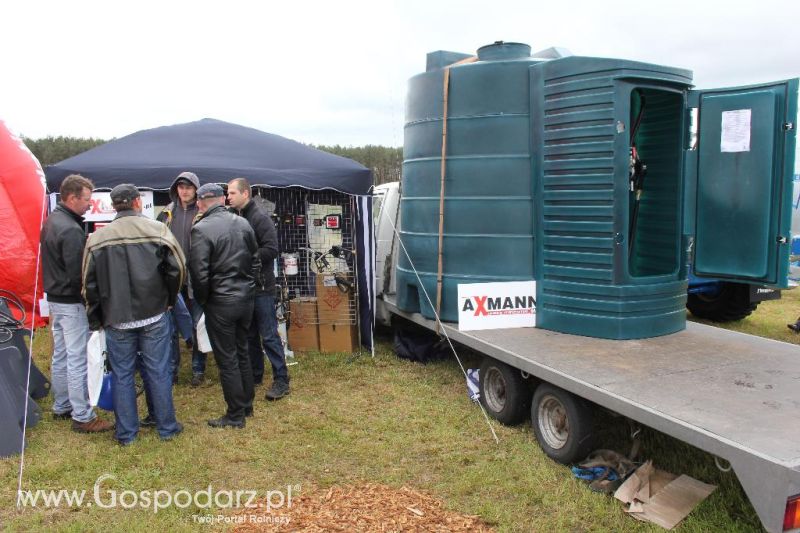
left=720, top=109, right=751, bottom=153
left=458, top=281, right=537, bottom=331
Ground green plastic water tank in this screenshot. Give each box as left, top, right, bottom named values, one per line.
left=397, top=42, right=696, bottom=339
left=530, top=56, right=692, bottom=339
left=397, top=42, right=540, bottom=322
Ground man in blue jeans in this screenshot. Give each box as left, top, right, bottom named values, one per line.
left=227, top=178, right=290, bottom=400
left=41, top=174, right=113, bottom=433
left=157, top=171, right=207, bottom=386
left=83, top=184, right=186, bottom=446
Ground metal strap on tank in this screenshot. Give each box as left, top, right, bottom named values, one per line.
left=436, top=56, right=477, bottom=332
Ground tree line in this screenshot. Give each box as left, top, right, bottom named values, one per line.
left=22, top=136, right=108, bottom=168
left=23, top=136, right=403, bottom=186
left=312, top=144, right=401, bottom=186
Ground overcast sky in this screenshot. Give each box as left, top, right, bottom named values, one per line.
left=1, top=0, right=798, bottom=153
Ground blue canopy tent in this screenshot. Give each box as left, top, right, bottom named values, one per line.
left=45, top=118, right=375, bottom=350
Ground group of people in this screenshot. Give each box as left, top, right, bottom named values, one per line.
left=41, top=172, right=291, bottom=446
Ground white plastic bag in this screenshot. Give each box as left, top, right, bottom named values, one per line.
left=466, top=368, right=480, bottom=403
left=196, top=313, right=212, bottom=353
left=86, top=329, right=106, bottom=406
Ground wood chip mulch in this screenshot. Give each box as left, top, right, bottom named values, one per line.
left=231, top=483, right=495, bottom=532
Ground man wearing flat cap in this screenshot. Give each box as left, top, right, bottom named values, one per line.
left=83, top=184, right=186, bottom=445
left=190, top=183, right=261, bottom=428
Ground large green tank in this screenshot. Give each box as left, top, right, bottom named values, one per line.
left=530, top=55, right=693, bottom=339
left=396, top=42, right=695, bottom=339
left=398, top=42, right=541, bottom=323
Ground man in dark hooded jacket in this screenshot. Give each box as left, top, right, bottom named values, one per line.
left=157, top=171, right=207, bottom=388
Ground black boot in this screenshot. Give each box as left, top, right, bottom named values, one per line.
left=265, top=380, right=290, bottom=401
left=207, top=416, right=245, bottom=429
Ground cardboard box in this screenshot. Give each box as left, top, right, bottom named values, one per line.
left=614, top=461, right=716, bottom=530
left=319, top=322, right=359, bottom=353
left=315, top=274, right=359, bottom=352
left=287, top=298, right=319, bottom=352
left=316, top=274, right=352, bottom=324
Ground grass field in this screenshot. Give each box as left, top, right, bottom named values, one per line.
left=2, top=290, right=799, bottom=532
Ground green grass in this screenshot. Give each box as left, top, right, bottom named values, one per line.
left=2, top=291, right=799, bottom=531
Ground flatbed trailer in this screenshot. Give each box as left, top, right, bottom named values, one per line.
left=382, top=295, right=800, bottom=532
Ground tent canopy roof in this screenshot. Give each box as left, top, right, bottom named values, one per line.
left=45, top=118, right=372, bottom=195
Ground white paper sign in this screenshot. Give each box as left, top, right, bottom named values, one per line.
left=458, top=281, right=536, bottom=331
left=720, top=109, right=751, bottom=153
left=49, top=190, right=155, bottom=221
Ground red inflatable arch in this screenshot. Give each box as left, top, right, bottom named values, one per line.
left=0, top=120, right=47, bottom=327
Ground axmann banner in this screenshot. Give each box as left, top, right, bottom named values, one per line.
left=457, top=281, right=537, bottom=331
left=49, top=191, right=155, bottom=221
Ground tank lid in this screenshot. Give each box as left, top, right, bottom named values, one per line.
left=477, top=41, right=531, bottom=61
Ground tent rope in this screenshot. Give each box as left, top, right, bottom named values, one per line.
left=380, top=201, right=499, bottom=444
left=16, top=185, right=48, bottom=509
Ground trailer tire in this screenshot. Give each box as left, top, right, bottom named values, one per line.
left=686, top=282, right=758, bottom=322
left=479, top=358, right=530, bottom=425
left=531, top=383, right=594, bottom=464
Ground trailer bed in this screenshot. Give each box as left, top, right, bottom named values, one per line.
left=383, top=296, right=800, bottom=532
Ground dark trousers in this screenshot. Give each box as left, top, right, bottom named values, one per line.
left=188, top=299, right=207, bottom=374
left=205, top=300, right=254, bottom=422
left=248, top=293, right=289, bottom=384
left=181, top=288, right=207, bottom=375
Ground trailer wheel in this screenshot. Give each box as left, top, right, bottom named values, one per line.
left=479, top=358, right=531, bottom=425
left=531, top=383, right=594, bottom=464
left=686, top=282, right=758, bottom=322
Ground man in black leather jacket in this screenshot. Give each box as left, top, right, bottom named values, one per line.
left=41, top=174, right=113, bottom=434
left=227, top=178, right=290, bottom=399
left=190, top=184, right=261, bottom=428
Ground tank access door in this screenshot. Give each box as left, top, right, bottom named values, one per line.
left=688, top=79, right=798, bottom=288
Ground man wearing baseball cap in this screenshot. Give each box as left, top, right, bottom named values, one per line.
left=83, top=184, right=186, bottom=445
left=190, top=183, right=260, bottom=428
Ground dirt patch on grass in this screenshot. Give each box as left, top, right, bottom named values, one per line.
left=232, top=483, right=494, bottom=532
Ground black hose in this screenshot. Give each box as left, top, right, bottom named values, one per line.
left=628, top=92, right=647, bottom=256
left=0, top=289, right=26, bottom=344
left=631, top=93, right=646, bottom=146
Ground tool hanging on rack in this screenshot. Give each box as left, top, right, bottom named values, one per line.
left=298, top=246, right=355, bottom=293
left=628, top=91, right=648, bottom=256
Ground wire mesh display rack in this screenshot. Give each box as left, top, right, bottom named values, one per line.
left=252, top=186, right=360, bottom=335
